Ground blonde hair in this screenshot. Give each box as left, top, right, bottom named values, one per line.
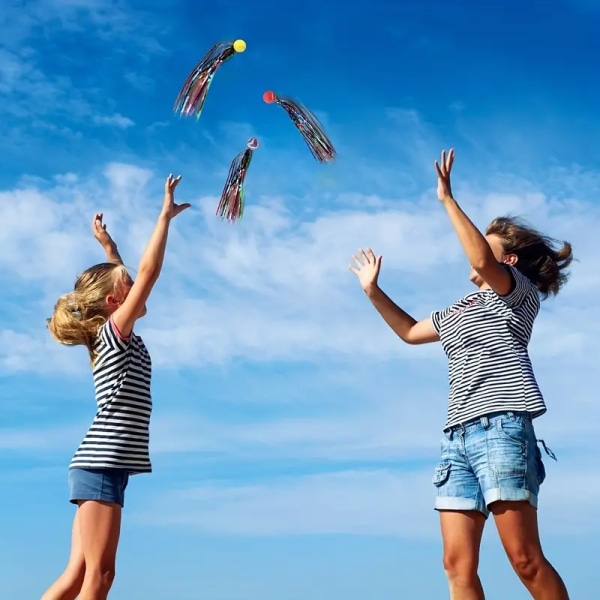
left=47, top=262, right=129, bottom=361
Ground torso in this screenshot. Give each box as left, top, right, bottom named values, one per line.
left=432, top=266, right=546, bottom=428
left=69, top=319, right=153, bottom=474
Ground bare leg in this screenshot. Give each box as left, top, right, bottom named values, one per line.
left=492, top=501, right=569, bottom=599
left=40, top=510, right=85, bottom=600
left=77, top=500, right=122, bottom=600
left=440, top=510, right=487, bottom=600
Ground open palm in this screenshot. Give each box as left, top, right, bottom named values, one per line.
left=349, top=248, right=382, bottom=292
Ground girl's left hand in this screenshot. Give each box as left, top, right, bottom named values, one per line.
left=434, top=148, right=455, bottom=203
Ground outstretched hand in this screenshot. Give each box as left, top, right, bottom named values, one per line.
left=349, top=248, right=382, bottom=293
left=92, top=213, right=115, bottom=249
left=434, top=148, right=455, bottom=203
left=162, top=174, right=191, bottom=219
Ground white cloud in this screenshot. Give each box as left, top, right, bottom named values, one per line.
left=1, top=153, right=598, bottom=544
left=137, top=469, right=438, bottom=537
left=93, top=113, right=135, bottom=129
left=0, top=159, right=598, bottom=377
left=137, top=463, right=600, bottom=538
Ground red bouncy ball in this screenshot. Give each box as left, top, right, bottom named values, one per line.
left=263, top=90, right=276, bottom=104
left=262, top=90, right=336, bottom=163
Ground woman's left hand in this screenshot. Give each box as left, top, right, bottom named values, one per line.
left=434, top=148, right=455, bottom=203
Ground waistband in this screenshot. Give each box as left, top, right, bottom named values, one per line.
left=444, top=410, right=531, bottom=434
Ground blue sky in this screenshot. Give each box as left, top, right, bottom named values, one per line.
left=1, top=0, right=600, bottom=598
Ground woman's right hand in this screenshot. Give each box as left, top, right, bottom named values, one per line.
left=161, top=174, right=190, bottom=219
left=349, top=248, right=382, bottom=294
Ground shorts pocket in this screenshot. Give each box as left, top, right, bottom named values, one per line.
left=496, top=416, right=527, bottom=448
left=432, top=461, right=451, bottom=487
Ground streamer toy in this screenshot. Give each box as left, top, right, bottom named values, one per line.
left=262, top=90, right=336, bottom=163
left=174, top=39, right=246, bottom=119
left=216, top=137, right=259, bottom=222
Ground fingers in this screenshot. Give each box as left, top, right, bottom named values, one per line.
left=434, top=161, right=444, bottom=178
left=436, top=149, right=455, bottom=174
left=351, top=254, right=363, bottom=268
left=351, top=249, right=378, bottom=268
left=165, top=174, right=182, bottom=189
left=447, top=148, right=455, bottom=171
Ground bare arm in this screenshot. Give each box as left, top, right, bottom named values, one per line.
left=349, top=248, right=439, bottom=345
left=366, top=284, right=439, bottom=345
left=112, top=174, right=190, bottom=338
left=435, top=149, right=512, bottom=295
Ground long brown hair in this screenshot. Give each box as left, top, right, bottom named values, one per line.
left=486, top=216, right=573, bottom=299
left=47, top=262, right=129, bottom=361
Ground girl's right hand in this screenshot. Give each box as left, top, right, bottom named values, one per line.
left=161, top=174, right=191, bottom=219
left=349, top=248, right=382, bottom=294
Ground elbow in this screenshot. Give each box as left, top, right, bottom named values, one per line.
left=471, top=257, right=494, bottom=273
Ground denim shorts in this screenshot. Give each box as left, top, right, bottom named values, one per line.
left=69, top=467, right=130, bottom=508
left=432, top=411, right=549, bottom=517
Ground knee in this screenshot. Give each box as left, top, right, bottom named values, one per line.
left=86, top=564, right=116, bottom=590
left=443, top=551, right=478, bottom=583
left=508, top=550, right=545, bottom=581
left=97, top=566, right=116, bottom=587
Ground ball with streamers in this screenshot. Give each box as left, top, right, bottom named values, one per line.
left=216, top=138, right=260, bottom=223
left=174, top=39, right=246, bottom=120
left=262, top=90, right=336, bottom=162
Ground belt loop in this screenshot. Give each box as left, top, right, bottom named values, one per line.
left=480, top=416, right=489, bottom=429
left=507, top=411, right=515, bottom=420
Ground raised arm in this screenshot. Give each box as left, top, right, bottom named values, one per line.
left=112, top=174, right=190, bottom=338
left=349, top=248, right=439, bottom=345
left=435, top=149, right=512, bottom=295
left=92, top=213, right=124, bottom=265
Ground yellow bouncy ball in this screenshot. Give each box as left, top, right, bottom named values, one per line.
left=233, top=39, right=246, bottom=53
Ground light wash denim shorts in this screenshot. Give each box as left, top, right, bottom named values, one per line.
left=68, top=467, right=130, bottom=508
left=433, top=411, right=553, bottom=517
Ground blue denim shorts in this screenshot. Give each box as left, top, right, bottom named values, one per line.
left=69, top=467, right=130, bottom=508
left=433, top=411, right=550, bottom=517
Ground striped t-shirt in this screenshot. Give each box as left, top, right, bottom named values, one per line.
left=69, top=318, right=152, bottom=473
left=431, top=265, right=546, bottom=428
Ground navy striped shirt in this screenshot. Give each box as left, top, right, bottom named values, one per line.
left=431, top=266, right=546, bottom=428
left=69, top=319, right=152, bottom=473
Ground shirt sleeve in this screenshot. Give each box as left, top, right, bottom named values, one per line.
left=499, top=265, right=537, bottom=308
left=98, top=318, right=130, bottom=351
left=431, top=306, right=451, bottom=334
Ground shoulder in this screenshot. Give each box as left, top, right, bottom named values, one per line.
left=431, top=291, right=485, bottom=333
left=96, top=318, right=131, bottom=352
left=498, top=265, right=540, bottom=309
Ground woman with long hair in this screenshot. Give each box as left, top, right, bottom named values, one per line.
left=350, top=150, right=571, bottom=600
